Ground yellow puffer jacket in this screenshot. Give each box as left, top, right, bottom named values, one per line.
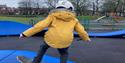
left=23, top=9, right=90, bottom=48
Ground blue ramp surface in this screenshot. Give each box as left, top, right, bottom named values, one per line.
left=0, top=21, right=31, bottom=36
left=88, top=30, right=125, bottom=37
left=0, top=50, right=74, bottom=63
left=0, top=21, right=125, bottom=37
left=74, top=30, right=125, bottom=37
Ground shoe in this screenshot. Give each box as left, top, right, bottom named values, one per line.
left=16, top=56, right=32, bottom=63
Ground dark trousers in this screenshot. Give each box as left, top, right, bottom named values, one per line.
left=32, top=42, right=69, bottom=63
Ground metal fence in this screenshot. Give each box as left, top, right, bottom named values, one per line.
left=79, top=17, right=125, bottom=32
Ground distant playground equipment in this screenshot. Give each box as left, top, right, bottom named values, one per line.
left=28, top=17, right=44, bottom=26
left=0, top=21, right=125, bottom=37
left=77, top=16, right=90, bottom=30
left=95, top=15, right=117, bottom=25
left=94, top=15, right=125, bottom=30
left=96, top=16, right=106, bottom=22
left=95, top=16, right=106, bottom=22
left=96, top=12, right=121, bottom=24
left=28, top=19, right=35, bottom=26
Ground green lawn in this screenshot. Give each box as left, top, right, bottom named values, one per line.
left=77, top=16, right=99, bottom=20
left=0, top=15, right=97, bottom=20
left=0, top=15, right=124, bottom=24
left=0, top=15, right=125, bottom=30
left=0, top=16, right=43, bottom=24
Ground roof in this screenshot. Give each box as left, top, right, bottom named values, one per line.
left=0, top=5, right=7, bottom=8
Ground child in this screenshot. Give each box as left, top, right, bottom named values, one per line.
left=17, top=0, right=91, bottom=63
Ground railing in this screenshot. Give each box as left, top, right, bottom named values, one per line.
left=79, top=17, right=125, bottom=32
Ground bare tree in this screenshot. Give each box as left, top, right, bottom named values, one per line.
left=92, top=2, right=96, bottom=15
left=18, top=0, right=33, bottom=15
left=101, top=0, right=125, bottom=16
left=116, top=0, right=125, bottom=16
left=18, top=0, right=44, bottom=15
left=95, top=0, right=99, bottom=15
left=101, top=0, right=117, bottom=13
left=18, top=0, right=33, bottom=8
left=69, top=0, right=91, bottom=15
left=90, top=0, right=103, bottom=15
left=45, top=0, right=59, bottom=9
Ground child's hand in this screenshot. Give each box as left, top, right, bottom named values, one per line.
left=19, top=34, right=25, bottom=39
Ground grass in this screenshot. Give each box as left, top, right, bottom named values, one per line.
left=0, top=16, right=44, bottom=24
left=77, top=16, right=99, bottom=20
left=0, top=15, right=124, bottom=24
left=0, top=15, right=125, bottom=30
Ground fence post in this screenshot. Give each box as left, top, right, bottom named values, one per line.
left=83, top=17, right=90, bottom=31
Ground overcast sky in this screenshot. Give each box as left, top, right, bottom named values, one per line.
left=0, top=0, right=21, bottom=8
left=0, top=0, right=47, bottom=8
left=0, top=0, right=102, bottom=8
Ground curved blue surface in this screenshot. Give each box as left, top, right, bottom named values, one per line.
left=74, top=30, right=125, bottom=37
left=0, top=21, right=125, bottom=37
left=0, top=21, right=31, bottom=36
left=0, top=50, right=74, bottom=63
left=88, top=30, right=125, bottom=37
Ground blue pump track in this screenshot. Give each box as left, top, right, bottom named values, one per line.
left=0, top=21, right=75, bottom=63
left=0, top=21, right=31, bottom=36
left=0, top=50, right=74, bottom=63
left=0, top=21, right=125, bottom=37
left=0, top=21, right=125, bottom=63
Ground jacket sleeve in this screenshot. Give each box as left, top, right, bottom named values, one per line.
left=23, top=15, right=53, bottom=37
left=74, top=19, right=90, bottom=41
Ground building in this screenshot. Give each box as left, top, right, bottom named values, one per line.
left=0, top=5, right=7, bottom=14
left=0, top=5, right=18, bottom=15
